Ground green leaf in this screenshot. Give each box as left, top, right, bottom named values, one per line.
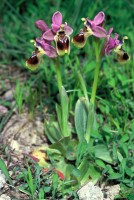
left=120, top=143, right=128, bottom=158
left=78, top=159, right=101, bottom=184
left=27, top=162, right=35, bottom=197
left=77, top=71, right=89, bottom=101
left=0, top=159, right=13, bottom=185
left=96, top=159, right=106, bottom=168
left=18, top=187, right=32, bottom=196
left=38, top=188, right=45, bottom=199
left=108, top=173, right=122, bottom=180
left=44, top=121, right=62, bottom=143
left=117, top=151, right=123, bottom=162
left=85, top=102, right=96, bottom=143
left=112, top=142, right=118, bottom=164
left=102, top=165, right=114, bottom=175
left=87, top=165, right=101, bottom=184
left=52, top=173, right=59, bottom=199
left=75, top=98, right=88, bottom=141
left=121, top=158, right=127, bottom=169
left=50, top=137, right=70, bottom=156
left=65, top=164, right=80, bottom=183
left=125, top=167, right=134, bottom=177
left=122, top=179, right=132, bottom=184
left=94, top=145, right=113, bottom=164
left=120, top=134, right=129, bottom=142
left=50, top=137, right=78, bottom=161
left=127, top=193, right=134, bottom=200
left=76, top=140, right=88, bottom=167
left=78, top=158, right=90, bottom=181
left=71, top=168, right=81, bottom=178
left=44, top=186, right=51, bottom=193
left=66, top=140, right=78, bottom=161
left=55, top=104, right=62, bottom=131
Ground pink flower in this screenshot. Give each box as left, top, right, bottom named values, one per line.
left=43, top=11, right=73, bottom=41
left=105, top=28, right=120, bottom=55
left=104, top=28, right=129, bottom=62
left=72, top=11, right=106, bottom=48
left=35, top=20, right=49, bottom=33
left=43, top=11, right=73, bottom=56
left=85, top=11, right=106, bottom=38
left=26, top=38, right=57, bottom=71
left=35, top=38, right=57, bottom=58
left=34, top=19, right=58, bottom=57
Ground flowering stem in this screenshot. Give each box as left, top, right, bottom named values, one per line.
left=55, top=58, right=62, bottom=94
left=77, top=71, right=89, bottom=104
left=90, top=41, right=100, bottom=105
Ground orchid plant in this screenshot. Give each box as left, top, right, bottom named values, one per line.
left=26, top=11, right=130, bottom=191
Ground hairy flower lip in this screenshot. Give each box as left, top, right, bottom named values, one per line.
left=72, top=27, right=92, bottom=48
left=72, top=33, right=87, bottom=49
left=54, top=29, right=70, bottom=56
left=26, top=51, right=40, bottom=71
left=117, top=51, right=130, bottom=63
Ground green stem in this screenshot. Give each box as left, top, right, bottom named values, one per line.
left=55, top=58, right=62, bottom=94
left=77, top=71, right=89, bottom=100
left=90, top=42, right=100, bottom=105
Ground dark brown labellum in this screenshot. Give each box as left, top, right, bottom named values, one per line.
left=56, top=31, right=70, bottom=54
left=122, top=52, right=129, bottom=60
left=117, top=51, right=130, bottom=63
left=73, top=33, right=85, bottom=44
left=27, top=53, right=39, bottom=66
left=57, top=37, right=69, bottom=51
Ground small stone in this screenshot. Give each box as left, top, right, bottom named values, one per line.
left=103, top=184, right=120, bottom=200
left=4, top=90, right=14, bottom=101
left=0, top=170, right=6, bottom=189
left=0, top=194, right=11, bottom=200
left=77, top=182, right=103, bottom=200
left=10, top=140, right=20, bottom=151
left=0, top=105, right=8, bottom=115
